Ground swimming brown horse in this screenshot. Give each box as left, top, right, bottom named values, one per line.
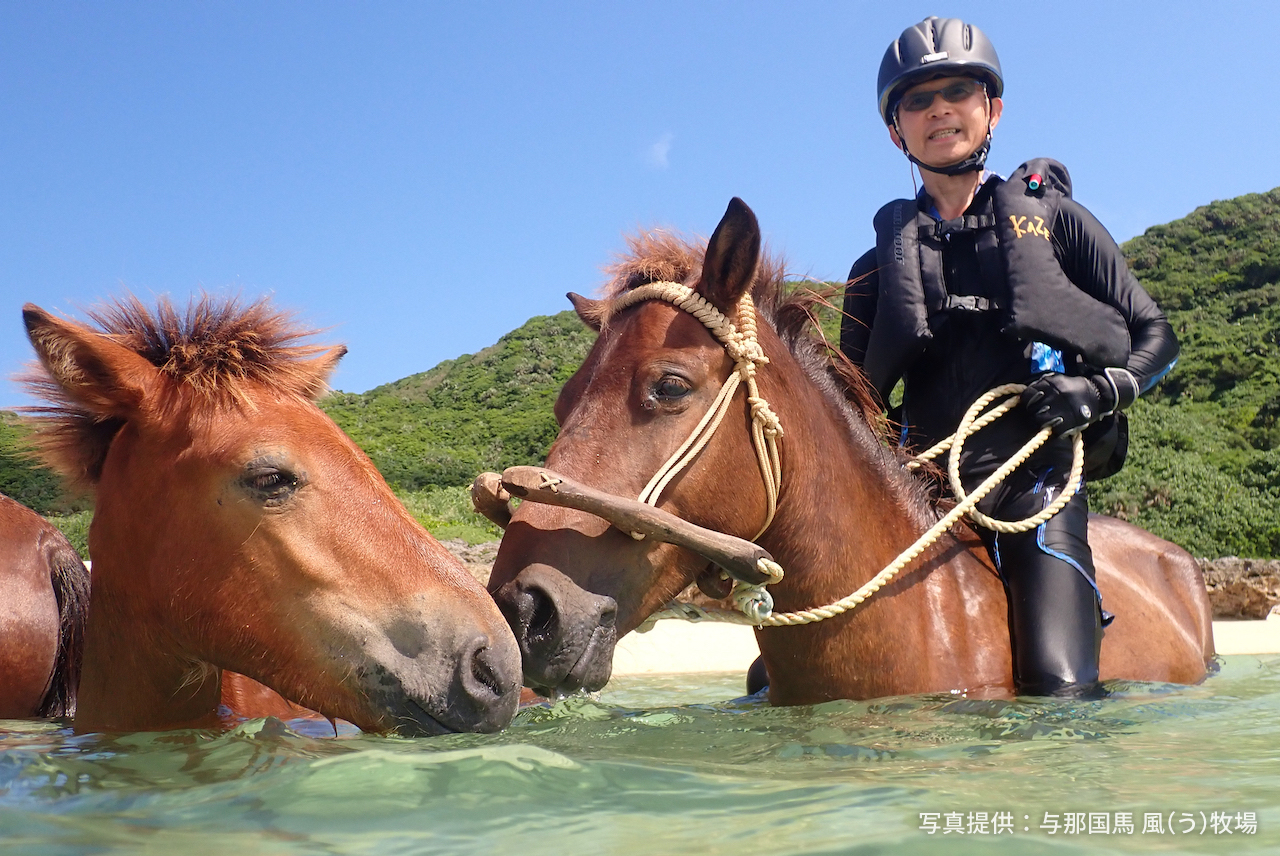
left=487, top=198, right=1214, bottom=704
left=20, top=295, right=521, bottom=733
left=0, top=493, right=88, bottom=718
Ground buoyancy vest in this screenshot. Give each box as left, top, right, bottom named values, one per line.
left=864, top=159, right=1132, bottom=401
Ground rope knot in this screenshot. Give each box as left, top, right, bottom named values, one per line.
left=732, top=583, right=774, bottom=625
left=749, top=396, right=783, bottom=436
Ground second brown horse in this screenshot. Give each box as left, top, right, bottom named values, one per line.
left=487, top=199, right=1214, bottom=704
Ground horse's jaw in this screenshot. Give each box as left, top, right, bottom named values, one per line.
left=74, top=594, right=224, bottom=733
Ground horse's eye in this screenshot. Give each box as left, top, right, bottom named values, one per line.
left=655, top=376, right=691, bottom=400
left=241, top=462, right=301, bottom=504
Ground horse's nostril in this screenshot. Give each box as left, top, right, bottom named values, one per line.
left=526, top=586, right=558, bottom=646
left=470, top=646, right=504, bottom=700
left=598, top=601, right=617, bottom=629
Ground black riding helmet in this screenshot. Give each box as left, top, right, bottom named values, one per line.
left=877, top=17, right=1004, bottom=176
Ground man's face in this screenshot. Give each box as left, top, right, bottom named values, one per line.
left=891, top=75, right=1002, bottom=168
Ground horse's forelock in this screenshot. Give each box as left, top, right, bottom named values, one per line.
left=86, top=294, right=335, bottom=400
left=20, top=294, right=340, bottom=488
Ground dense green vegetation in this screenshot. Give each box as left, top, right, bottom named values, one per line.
left=323, top=311, right=595, bottom=491
left=3, top=187, right=1278, bottom=557
left=0, top=413, right=93, bottom=555
left=1090, top=187, right=1280, bottom=556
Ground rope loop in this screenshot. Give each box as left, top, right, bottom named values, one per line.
left=641, top=380, right=1084, bottom=629
left=757, top=557, right=785, bottom=584
left=613, top=282, right=1082, bottom=629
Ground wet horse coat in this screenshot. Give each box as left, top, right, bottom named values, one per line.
left=488, top=198, right=1214, bottom=704
left=0, top=493, right=88, bottom=718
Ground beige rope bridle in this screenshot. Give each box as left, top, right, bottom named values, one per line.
left=615, top=282, right=1084, bottom=629
left=611, top=282, right=786, bottom=622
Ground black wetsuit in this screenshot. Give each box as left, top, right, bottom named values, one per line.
left=841, top=176, right=1179, bottom=696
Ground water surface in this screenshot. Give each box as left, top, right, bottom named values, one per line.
left=3, top=656, right=1279, bottom=855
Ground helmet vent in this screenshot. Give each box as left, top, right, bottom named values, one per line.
left=963, top=25, right=973, bottom=51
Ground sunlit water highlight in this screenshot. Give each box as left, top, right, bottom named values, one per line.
left=3, top=656, right=1280, bottom=855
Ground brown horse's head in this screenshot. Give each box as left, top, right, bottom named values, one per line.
left=489, top=198, right=816, bottom=694
left=22, top=296, right=521, bottom=734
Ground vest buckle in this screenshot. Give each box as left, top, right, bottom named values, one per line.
left=942, top=295, right=1000, bottom=313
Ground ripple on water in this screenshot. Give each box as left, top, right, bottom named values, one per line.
left=1, top=656, right=1279, bottom=855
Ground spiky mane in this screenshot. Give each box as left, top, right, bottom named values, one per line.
left=91, top=294, right=336, bottom=396
left=21, top=294, right=342, bottom=486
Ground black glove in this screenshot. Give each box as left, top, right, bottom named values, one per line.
left=1021, top=368, right=1139, bottom=436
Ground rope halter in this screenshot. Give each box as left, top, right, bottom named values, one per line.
left=610, top=281, right=785, bottom=621
left=613, top=282, right=783, bottom=536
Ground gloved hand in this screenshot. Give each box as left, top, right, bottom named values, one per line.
left=1020, top=373, right=1110, bottom=435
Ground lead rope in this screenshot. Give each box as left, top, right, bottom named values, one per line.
left=639, top=381, right=1084, bottom=629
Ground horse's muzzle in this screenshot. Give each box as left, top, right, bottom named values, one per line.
left=492, top=563, right=617, bottom=694
left=361, top=621, right=523, bottom=736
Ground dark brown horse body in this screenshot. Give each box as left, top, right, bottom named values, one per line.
left=19, top=296, right=521, bottom=734
left=488, top=199, right=1214, bottom=704
left=0, top=493, right=88, bottom=718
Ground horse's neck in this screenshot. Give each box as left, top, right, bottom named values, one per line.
left=75, top=558, right=222, bottom=732
left=760, top=373, right=940, bottom=610
left=753, top=359, right=1007, bottom=700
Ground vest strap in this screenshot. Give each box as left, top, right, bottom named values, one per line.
left=941, top=294, right=1001, bottom=313
left=920, top=213, right=998, bottom=240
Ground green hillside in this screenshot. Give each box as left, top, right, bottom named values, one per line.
left=1089, top=187, right=1280, bottom=556
left=323, top=311, right=594, bottom=491
left=3, top=186, right=1279, bottom=557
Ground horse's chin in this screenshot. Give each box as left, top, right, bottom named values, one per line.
left=380, top=696, right=461, bottom=737
left=531, top=624, right=617, bottom=696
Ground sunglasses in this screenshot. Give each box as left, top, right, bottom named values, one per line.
left=898, top=79, right=983, bottom=114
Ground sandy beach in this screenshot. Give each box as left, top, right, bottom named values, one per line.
left=611, top=615, right=1280, bottom=676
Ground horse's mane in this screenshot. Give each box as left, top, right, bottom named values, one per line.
left=601, top=230, right=886, bottom=436
left=600, top=230, right=942, bottom=519
left=21, top=294, right=341, bottom=486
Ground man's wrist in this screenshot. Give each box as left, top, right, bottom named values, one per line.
left=1093, top=367, right=1139, bottom=415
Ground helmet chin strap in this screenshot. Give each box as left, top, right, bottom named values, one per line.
left=903, top=133, right=991, bottom=176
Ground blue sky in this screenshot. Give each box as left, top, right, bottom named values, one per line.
left=3, top=2, right=1278, bottom=407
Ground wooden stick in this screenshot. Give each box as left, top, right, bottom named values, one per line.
left=500, top=465, right=775, bottom=584
left=470, top=472, right=513, bottom=530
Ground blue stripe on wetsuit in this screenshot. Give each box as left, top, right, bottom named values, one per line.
left=1140, top=356, right=1178, bottom=394
left=1032, top=468, right=1114, bottom=626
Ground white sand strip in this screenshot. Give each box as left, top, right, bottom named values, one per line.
left=612, top=622, right=758, bottom=675
left=610, top=617, right=1280, bottom=676
left=1211, top=615, right=1280, bottom=655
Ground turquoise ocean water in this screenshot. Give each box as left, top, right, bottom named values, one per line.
left=3, top=655, right=1279, bottom=855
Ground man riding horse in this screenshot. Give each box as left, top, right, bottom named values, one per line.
left=841, top=17, right=1180, bottom=697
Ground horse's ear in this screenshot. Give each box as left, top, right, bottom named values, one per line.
left=23, top=304, right=158, bottom=419
left=567, top=292, right=604, bottom=332
left=697, top=197, right=761, bottom=312
left=296, top=345, right=348, bottom=400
